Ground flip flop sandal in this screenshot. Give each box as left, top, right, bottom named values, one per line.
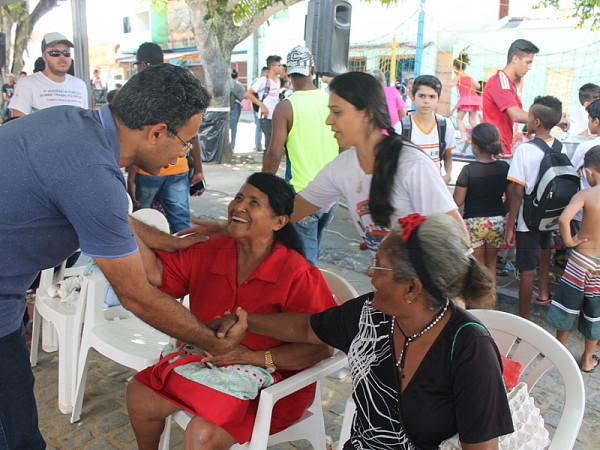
left=534, top=297, right=552, bottom=306
left=582, top=354, right=600, bottom=373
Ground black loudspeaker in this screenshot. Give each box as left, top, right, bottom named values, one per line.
left=0, top=33, right=6, bottom=68
left=305, top=0, right=352, bottom=76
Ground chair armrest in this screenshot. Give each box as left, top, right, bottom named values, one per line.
left=261, top=351, right=348, bottom=402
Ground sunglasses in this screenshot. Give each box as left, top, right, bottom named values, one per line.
left=45, top=50, right=71, bottom=58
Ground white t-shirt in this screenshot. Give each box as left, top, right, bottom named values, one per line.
left=394, top=115, right=457, bottom=171
left=507, top=138, right=567, bottom=232
left=566, top=103, right=589, bottom=136
left=299, top=144, right=458, bottom=251
left=9, top=72, right=89, bottom=115
left=569, top=136, right=600, bottom=221
left=250, top=76, right=280, bottom=120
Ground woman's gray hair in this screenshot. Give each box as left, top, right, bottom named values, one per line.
left=367, top=68, right=386, bottom=86
left=382, top=214, right=495, bottom=309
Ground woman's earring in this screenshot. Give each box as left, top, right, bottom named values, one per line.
left=405, top=298, right=412, bottom=304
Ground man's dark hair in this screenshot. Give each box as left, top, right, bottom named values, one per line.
left=531, top=95, right=562, bottom=130
left=579, top=83, right=600, bottom=105
left=33, top=57, right=45, bottom=73
left=584, top=145, right=600, bottom=171
left=266, top=55, right=281, bottom=68
left=231, top=69, right=238, bottom=79
left=412, top=74, right=442, bottom=97
left=136, top=42, right=164, bottom=66
left=586, top=98, right=600, bottom=121
left=110, top=64, right=211, bottom=135
left=507, top=39, right=539, bottom=64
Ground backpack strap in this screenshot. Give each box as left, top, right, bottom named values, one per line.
left=435, top=114, right=447, bottom=159
left=400, top=114, right=412, bottom=140
left=529, top=136, right=563, bottom=155
left=260, top=75, right=271, bottom=102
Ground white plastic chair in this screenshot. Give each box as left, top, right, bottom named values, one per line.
left=30, top=263, right=88, bottom=414
left=338, top=309, right=586, bottom=450
left=158, top=352, right=348, bottom=450
left=131, top=208, right=170, bottom=232
left=319, top=268, right=359, bottom=305
left=469, top=309, right=585, bottom=450
left=158, top=269, right=357, bottom=449
left=70, top=274, right=170, bottom=423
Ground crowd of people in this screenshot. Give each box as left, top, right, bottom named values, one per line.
left=1, top=29, right=598, bottom=449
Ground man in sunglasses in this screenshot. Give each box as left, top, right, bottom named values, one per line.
left=9, top=32, right=88, bottom=117
left=0, top=64, right=246, bottom=449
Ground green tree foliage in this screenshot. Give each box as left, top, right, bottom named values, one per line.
left=537, top=0, right=600, bottom=28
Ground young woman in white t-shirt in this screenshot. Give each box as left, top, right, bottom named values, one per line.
left=291, top=71, right=463, bottom=251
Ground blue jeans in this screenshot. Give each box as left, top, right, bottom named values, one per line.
left=294, top=202, right=338, bottom=266
left=134, top=172, right=191, bottom=233
left=259, top=118, right=273, bottom=150
left=230, top=102, right=242, bottom=150
left=253, top=110, right=262, bottom=149
left=0, top=326, right=45, bottom=449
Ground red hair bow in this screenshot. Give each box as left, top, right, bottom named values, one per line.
left=397, top=213, right=426, bottom=242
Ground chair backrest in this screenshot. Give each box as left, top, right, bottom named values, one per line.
left=320, top=269, right=359, bottom=305
left=131, top=208, right=170, bottom=233
left=469, top=309, right=585, bottom=450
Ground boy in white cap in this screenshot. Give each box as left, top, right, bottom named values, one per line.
left=10, top=32, right=88, bottom=117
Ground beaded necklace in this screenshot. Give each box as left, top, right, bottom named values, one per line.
left=391, top=299, right=449, bottom=379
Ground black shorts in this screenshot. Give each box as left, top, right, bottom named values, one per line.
left=515, top=231, right=552, bottom=271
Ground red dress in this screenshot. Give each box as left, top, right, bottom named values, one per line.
left=134, top=236, right=337, bottom=443
left=456, top=74, right=481, bottom=112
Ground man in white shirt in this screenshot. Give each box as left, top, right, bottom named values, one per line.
left=246, top=55, right=282, bottom=151
left=10, top=32, right=88, bottom=116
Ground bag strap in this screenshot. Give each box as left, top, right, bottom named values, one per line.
left=149, top=349, right=206, bottom=390
left=435, top=114, right=447, bottom=159
left=450, top=321, right=488, bottom=362
left=260, top=75, right=271, bottom=102
left=529, top=136, right=563, bottom=155
left=401, top=114, right=412, bottom=140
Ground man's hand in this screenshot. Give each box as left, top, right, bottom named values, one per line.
left=208, top=311, right=239, bottom=338
left=189, top=172, right=206, bottom=197
left=442, top=173, right=451, bottom=185
left=207, top=308, right=247, bottom=354
left=176, top=218, right=228, bottom=237
left=260, top=104, right=268, bottom=118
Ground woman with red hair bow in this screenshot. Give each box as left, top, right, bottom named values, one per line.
left=217, top=214, right=512, bottom=449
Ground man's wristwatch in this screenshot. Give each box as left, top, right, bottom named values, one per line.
left=264, top=350, right=277, bottom=374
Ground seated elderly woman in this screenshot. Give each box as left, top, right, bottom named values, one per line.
left=218, top=213, right=514, bottom=449
left=126, top=172, right=336, bottom=449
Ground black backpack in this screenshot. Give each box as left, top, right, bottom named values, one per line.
left=522, top=137, right=580, bottom=231
left=400, top=114, right=447, bottom=160
left=252, top=76, right=270, bottom=113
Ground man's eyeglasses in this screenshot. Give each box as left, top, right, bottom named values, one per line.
left=368, top=258, right=394, bottom=273
left=45, top=50, right=71, bottom=58
left=173, top=132, right=194, bottom=156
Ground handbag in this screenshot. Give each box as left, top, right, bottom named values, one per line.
left=439, top=382, right=550, bottom=449
left=148, top=344, right=277, bottom=427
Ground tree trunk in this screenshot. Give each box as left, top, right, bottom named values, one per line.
left=185, top=0, right=300, bottom=162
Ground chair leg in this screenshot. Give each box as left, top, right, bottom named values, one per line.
left=30, top=306, right=42, bottom=367
left=157, top=416, right=172, bottom=450
left=41, top=318, right=59, bottom=352
left=338, top=397, right=355, bottom=450
left=70, top=342, right=92, bottom=423
left=56, top=322, right=76, bottom=414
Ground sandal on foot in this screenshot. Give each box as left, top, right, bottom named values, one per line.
left=534, top=297, right=552, bottom=306
left=582, top=354, right=600, bottom=373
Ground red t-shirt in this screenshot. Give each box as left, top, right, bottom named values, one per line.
left=482, top=70, right=522, bottom=157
